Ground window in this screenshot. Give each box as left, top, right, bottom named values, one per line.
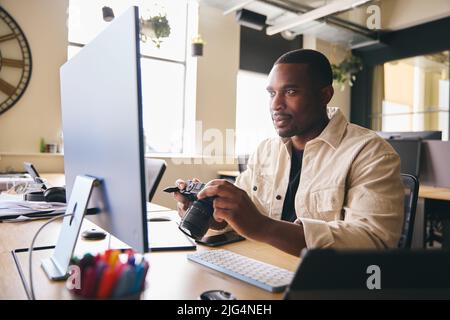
left=371, top=51, right=449, bottom=140
left=68, top=0, right=197, bottom=153
left=235, top=70, right=276, bottom=156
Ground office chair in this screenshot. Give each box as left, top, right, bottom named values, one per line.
left=144, top=158, right=166, bottom=202
left=398, top=173, right=419, bottom=249
left=238, top=154, right=250, bottom=173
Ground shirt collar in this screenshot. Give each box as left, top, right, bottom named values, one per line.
left=280, top=107, right=348, bottom=151
left=314, top=107, right=348, bottom=150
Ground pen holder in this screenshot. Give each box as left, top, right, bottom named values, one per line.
left=67, top=249, right=149, bottom=300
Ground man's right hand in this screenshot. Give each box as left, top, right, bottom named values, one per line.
left=173, top=178, right=200, bottom=218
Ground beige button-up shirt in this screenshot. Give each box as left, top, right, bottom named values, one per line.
left=235, top=107, right=404, bottom=249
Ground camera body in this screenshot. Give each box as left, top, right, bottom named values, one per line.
left=163, top=180, right=214, bottom=240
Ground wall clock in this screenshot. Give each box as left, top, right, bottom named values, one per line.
left=0, top=6, right=32, bottom=115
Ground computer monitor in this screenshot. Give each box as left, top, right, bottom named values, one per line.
left=376, top=131, right=442, bottom=140
left=284, top=249, right=450, bottom=299
left=385, top=139, right=422, bottom=177
left=60, top=7, right=149, bottom=252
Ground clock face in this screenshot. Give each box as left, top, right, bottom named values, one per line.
left=0, top=6, right=32, bottom=115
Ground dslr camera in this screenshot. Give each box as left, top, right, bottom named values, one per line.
left=164, top=180, right=215, bottom=240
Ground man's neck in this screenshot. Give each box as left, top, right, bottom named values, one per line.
left=291, top=116, right=330, bottom=151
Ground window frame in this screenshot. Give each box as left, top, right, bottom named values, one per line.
left=67, top=0, right=198, bottom=155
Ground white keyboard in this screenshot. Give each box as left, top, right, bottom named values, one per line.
left=187, top=249, right=294, bottom=293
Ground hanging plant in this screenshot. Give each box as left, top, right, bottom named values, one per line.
left=331, top=55, right=363, bottom=91
left=140, top=13, right=171, bottom=48
left=191, top=34, right=205, bottom=57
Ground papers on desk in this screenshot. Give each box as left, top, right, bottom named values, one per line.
left=0, top=174, right=33, bottom=192
left=0, top=200, right=66, bottom=222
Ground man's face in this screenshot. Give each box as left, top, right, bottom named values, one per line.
left=266, top=63, right=327, bottom=138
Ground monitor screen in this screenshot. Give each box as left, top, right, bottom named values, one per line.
left=376, top=131, right=442, bottom=140
left=60, top=7, right=149, bottom=252
left=285, top=249, right=450, bottom=299
left=385, top=139, right=422, bottom=177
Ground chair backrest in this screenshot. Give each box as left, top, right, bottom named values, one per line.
left=398, top=173, right=419, bottom=249
left=144, top=158, right=166, bottom=202
left=238, top=154, right=250, bottom=173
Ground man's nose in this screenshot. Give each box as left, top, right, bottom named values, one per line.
left=270, top=93, right=285, bottom=111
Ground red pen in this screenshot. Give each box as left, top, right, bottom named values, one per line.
left=96, top=263, right=125, bottom=299
left=80, top=266, right=97, bottom=298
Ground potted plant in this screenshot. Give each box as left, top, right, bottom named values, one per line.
left=191, top=34, right=205, bottom=57
left=331, top=55, right=363, bottom=91
left=140, top=13, right=171, bottom=48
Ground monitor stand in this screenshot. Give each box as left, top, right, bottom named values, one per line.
left=41, top=175, right=98, bottom=280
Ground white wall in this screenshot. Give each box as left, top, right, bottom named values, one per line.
left=303, top=35, right=351, bottom=120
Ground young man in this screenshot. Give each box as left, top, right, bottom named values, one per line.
left=174, top=49, right=404, bottom=256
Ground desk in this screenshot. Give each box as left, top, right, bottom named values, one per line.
left=0, top=204, right=299, bottom=300
left=419, top=185, right=450, bottom=201
left=41, top=173, right=65, bottom=187
left=217, top=170, right=240, bottom=181
left=416, top=185, right=450, bottom=248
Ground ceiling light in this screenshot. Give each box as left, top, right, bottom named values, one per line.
left=281, top=30, right=296, bottom=40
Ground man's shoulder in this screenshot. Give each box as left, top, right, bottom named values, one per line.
left=249, top=137, right=284, bottom=163
left=344, top=123, right=397, bottom=156
left=254, top=136, right=284, bottom=150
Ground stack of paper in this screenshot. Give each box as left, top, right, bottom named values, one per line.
left=0, top=200, right=66, bottom=222
left=0, top=174, right=33, bottom=192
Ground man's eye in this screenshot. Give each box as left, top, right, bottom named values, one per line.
left=286, top=89, right=296, bottom=95
left=268, top=91, right=275, bottom=97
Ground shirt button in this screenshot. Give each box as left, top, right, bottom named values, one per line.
left=253, top=186, right=257, bottom=191
left=276, top=195, right=282, bottom=200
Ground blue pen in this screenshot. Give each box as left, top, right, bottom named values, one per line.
left=111, top=265, right=134, bottom=299
left=131, top=264, right=144, bottom=295
left=127, top=254, right=135, bottom=266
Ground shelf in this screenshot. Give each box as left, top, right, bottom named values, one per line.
left=0, top=152, right=64, bottom=157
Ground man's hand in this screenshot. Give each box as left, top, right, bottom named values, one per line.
left=172, top=178, right=200, bottom=218
left=197, top=179, right=269, bottom=241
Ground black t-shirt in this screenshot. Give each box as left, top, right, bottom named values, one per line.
left=281, top=148, right=304, bottom=222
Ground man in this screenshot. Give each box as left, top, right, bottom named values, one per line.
left=174, top=49, right=404, bottom=256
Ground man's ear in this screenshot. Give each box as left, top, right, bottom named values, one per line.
left=321, top=85, right=334, bottom=105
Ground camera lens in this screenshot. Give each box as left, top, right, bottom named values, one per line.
left=178, top=199, right=214, bottom=240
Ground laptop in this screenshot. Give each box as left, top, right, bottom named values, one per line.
left=284, top=249, right=450, bottom=299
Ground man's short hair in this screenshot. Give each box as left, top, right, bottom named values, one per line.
left=274, top=49, right=333, bottom=88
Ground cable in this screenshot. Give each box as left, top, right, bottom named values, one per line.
left=28, top=213, right=73, bottom=300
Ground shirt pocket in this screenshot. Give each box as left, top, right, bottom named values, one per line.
left=308, top=187, right=344, bottom=221
left=251, top=174, right=273, bottom=215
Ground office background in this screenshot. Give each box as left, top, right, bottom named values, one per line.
left=0, top=0, right=449, bottom=212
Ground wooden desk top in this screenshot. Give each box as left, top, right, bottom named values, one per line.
left=419, top=185, right=450, bottom=201
left=217, top=170, right=240, bottom=178
left=0, top=206, right=299, bottom=300
left=41, top=173, right=65, bottom=187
